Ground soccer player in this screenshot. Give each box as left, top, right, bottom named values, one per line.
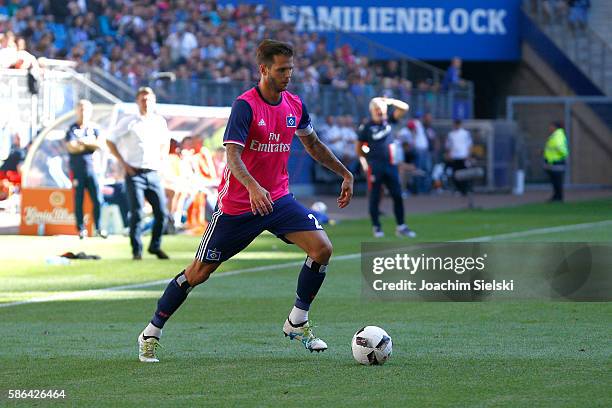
left=356, top=96, right=416, bottom=238
left=137, top=40, right=354, bottom=362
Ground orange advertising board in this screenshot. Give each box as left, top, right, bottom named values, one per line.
left=20, top=188, right=93, bottom=236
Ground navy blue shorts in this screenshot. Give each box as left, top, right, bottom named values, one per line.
left=195, top=194, right=324, bottom=263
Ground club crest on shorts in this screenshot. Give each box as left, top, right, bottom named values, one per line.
left=286, top=115, right=297, bottom=128
left=206, top=249, right=221, bottom=261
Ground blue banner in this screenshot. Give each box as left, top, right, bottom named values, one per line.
left=270, top=0, right=520, bottom=61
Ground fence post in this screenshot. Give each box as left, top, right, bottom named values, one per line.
left=487, top=128, right=495, bottom=191
left=506, top=97, right=514, bottom=121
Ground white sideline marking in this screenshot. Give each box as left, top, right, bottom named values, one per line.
left=0, top=255, right=359, bottom=309
left=1, top=219, right=610, bottom=309
left=460, top=220, right=612, bottom=242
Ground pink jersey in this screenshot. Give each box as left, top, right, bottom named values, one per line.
left=218, top=87, right=313, bottom=215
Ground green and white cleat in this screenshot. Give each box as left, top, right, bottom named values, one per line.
left=138, top=332, right=161, bottom=363
left=283, top=318, right=328, bottom=352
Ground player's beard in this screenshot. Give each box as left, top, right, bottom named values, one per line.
left=268, top=76, right=288, bottom=93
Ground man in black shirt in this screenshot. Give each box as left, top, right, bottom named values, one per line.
left=65, top=99, right=106, bottom=239
left=356, top=96, right=416, bottom=238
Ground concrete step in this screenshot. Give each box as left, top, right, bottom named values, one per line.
left=590, top=0, right=612, bottom=49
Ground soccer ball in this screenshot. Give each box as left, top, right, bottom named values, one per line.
left=311, top=201, right=327, bottom=214
left=351, top=326, right=392, bottom=365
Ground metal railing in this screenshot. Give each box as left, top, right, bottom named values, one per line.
left=86, top=66, right=136, bottom=102
left=129, top=78, right=470, bottom=120
left=523, top=0, right=611, bottom=95
left=0, top=62, right=121, bottom=143
left=84, top=64, right=472, bottom=120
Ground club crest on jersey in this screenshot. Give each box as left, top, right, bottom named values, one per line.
left=206, top=249, right=221, bottom=261
left=286, top=115, right=297, bottom=128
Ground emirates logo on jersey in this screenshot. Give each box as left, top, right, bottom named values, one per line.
left=250, top=140, right=291, bottom=153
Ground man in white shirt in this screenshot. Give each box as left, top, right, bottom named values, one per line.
left=445, top=119, right=473, bottom=198
left=107, top=87, right=170, bottom=260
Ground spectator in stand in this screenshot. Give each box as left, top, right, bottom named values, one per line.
left=1, top=1, right=450, bottom=111
left=568, top=0, right=590, bottom=32
left=541, top=0, right=568, bottom=23
left=166, top=22, right=197, bottom=65
left=442, top=57, right=465, bottom=91
left=14, top=36, right=38, bottom=70
left=0, top=30, right=17, bottom=68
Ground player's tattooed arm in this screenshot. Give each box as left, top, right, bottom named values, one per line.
left=225, top=143, right=274, bottom=215
left=298, top=130, right=353, bottom=208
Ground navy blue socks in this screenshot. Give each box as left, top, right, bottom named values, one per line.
left=294, top=256, right=327, bottom=312
left=151, top=271, right=192, bottom=329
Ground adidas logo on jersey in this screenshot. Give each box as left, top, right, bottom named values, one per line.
left=258, top=119, right=266, bottom=126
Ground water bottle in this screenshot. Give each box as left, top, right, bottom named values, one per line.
left=37, top=222, right=46, bottom=236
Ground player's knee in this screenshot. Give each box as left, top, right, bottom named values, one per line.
left=311, top=241, right=333, bottom=264
left=185, top=261, right=219, bottom=286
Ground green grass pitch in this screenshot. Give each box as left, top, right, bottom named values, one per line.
left=1, top=199, right=611, bottom=406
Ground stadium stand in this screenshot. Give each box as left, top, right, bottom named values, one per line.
left=589, top=0, right=612, bottom=49
left=525, top=0, right=611, bottom=96
left=0, top=1, right=472, bottom=119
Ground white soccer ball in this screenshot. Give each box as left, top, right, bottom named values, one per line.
left=311, top=201, right=327, bottom=214
left=351, top=326, right=392, bottom=365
